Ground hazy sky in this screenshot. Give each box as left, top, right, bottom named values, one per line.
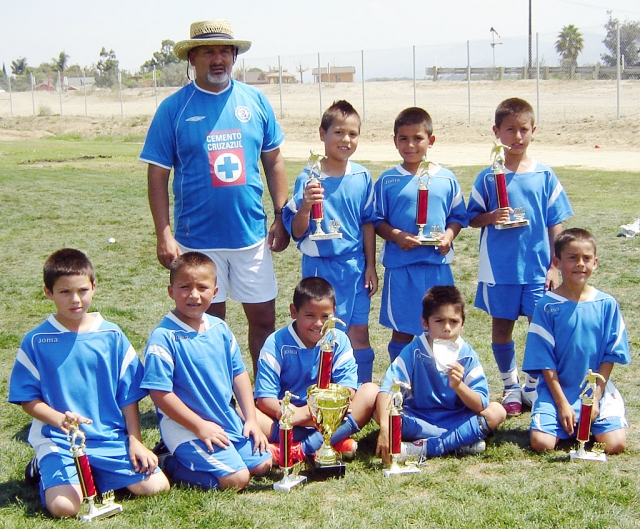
left=2, top=0, right=639, bottom=73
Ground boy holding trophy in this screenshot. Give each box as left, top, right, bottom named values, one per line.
left=375, top=286, right=506, bottom=463
left=374, top=107, right=468, bottom=363
left=523, top=228, right=630, bottom=455
left=467, top=98, right=574, bottom=416
left=282, top=101, right=378, bottom=383
left=8, top=249, right=169, bottom=518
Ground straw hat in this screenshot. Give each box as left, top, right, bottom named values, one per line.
left=173, top=19, right=251, bottom=60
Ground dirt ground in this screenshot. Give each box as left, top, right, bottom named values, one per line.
left=1, top=80, right=639, bottom=171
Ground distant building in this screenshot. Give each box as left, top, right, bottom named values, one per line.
left=67, top=76, right=95, bottom=89
left=266, top=70, right=296, bottom=84
left=312, top=66, right=356, bottom=83
left=241, top=71, right=268, bottom=85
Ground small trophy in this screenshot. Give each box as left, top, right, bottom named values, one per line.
left=415, top=156, right=440, bottom=245
left=307, top=151, right=342, bottom=240
left=570, top=370, right=607, bottom=462
left=383, top=379, right=421, bottom=477
left=490, top=140, right=529, bottom=230
left=273, top=391, right=307, bottom=492
left=68, top=423, right=123, bottom=521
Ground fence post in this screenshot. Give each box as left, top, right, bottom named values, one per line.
left=83, top=70, right=88, bottom=117
left=412, top=45, right=416, bottom=107
left=467, top=41, right=471, bottom=126
left=361, top=50, right=365, bottom=122
left=536, top=33, right=540, bottom=125
left=153, top=65, right=158, bottom=109
left=58, top=71, right=63, bottom=116
left=616, top=22, right=620, bottom=119
left=317, top=53, right=322, bottom=120
left=8, top=74, right=13, bottom=117
left=432, top=66, right=437, bottom=81
left=118, top=70, right=124, bottom=118
left=278, top=55, right=283, bottom=119
left=30, top=72, right=35, bottom=116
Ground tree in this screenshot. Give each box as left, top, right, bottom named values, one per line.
left=601, top=12, right=640, bottom=67
left=11, top=57, right=28, bottom=75
left=53, top=51, right=70, bottom=73
left=294, top=61, right=308, bottom=83
left=555, top=25, right=584, bottom=69
left=95, top=47, right=119, bottom=88
left=141, top=40, right=180, bottom=73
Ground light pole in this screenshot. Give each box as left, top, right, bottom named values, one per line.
left=490, top=27, right=502, bottom=80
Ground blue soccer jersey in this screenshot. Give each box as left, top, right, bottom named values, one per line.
left=8, top=314, right=145, bottom=457
left=380, top=334, right=489, bottom=429
left=254, top=323, right=358, bottom=408
left=374, top=163, right=468, bottom=268
left=140, top=80, right=285, bottom=250
left=141, top=312, right=247, bottom=453
left=467, top=161, right=573, bottom=284
left=523, top=289, right=630, bottom=419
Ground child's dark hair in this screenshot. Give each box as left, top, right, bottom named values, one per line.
left=554, top=228, right=597, bottom=258
left=422, top=286, right=465, bottom=324
left=169, top=252, right=217, bottom=284
left=394, top=107, right=433, bottom=137
left=43, top=248, right=95, bottom=291
left=495, top=97, right=535, bottom=128
left=320, top=100, right=360, bottom=132
left=293, top=277, right=336, bottom=310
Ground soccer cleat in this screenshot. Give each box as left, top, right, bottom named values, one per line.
left=332, top=438, right=358, bottom=461
left=502, top=387, right=522, bottom=417
left=397, top=439, right=427, bottom=464
left=24, top=456, right=40, bottom=488
left=454, top=440, right=487, bottom=456
left=268, top=442, right=306, bottom=467
left=521, top=386, right=538, bottom=409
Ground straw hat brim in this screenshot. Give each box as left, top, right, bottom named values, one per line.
left=174, top=39, right=252, bottom=60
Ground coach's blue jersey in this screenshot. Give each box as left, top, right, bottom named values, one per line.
left=380, top=334, right=489, bottom=428
left=140, top=80, right=285, bottom=250
left=141, top=312, right=247, bottom=452
left=523, top=289, right=630, bottom=416
left=254, top=323, right=357, bottom=408
left=283, top=161, right=376, bottom=258
left=8, top=314, right=145, bottom=455
left=467, top=161, right=573, bottom=284
left=374, top=163, right=468, bottom=268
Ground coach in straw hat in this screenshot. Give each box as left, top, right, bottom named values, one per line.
left=140, top=19, right=290, bottom=374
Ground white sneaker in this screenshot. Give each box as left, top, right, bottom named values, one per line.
left=398, top=439, right=427, bottom=464
left=501, top=387, right=522, bottom=417
left=521, top=386, right=538, bottom=409
left=454, top=440, right=486, bottom=456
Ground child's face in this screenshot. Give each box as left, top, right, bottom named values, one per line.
left=493, top=114, right=536, bottom=157
left=290, top=297, right=336, bottom=349
left=168, top=265, right=218, bottom=328
left=45, top=274, right=96, bottom=327
left=553, top=240, right=597, bottom=288
left=422, top=303, right=464, bottom=342
left=394, top=124, right=435, bottom=168
left=319, top=114, right=360, bottom=165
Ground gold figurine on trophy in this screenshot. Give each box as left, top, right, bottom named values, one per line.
left=383, top=379, right=421, bottom=477
left=490, top=140, right=529, bottom=230
left=306, top=151, right=343, bottom=240
left=273, top=391, right=307, bottom=491
left=570, top=370, right=608, bottom=462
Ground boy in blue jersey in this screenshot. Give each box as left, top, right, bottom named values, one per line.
left=141, top=252, right=271, bottom=490
left=374, top=107, right=468, bottom=362
left=467, top=98, right=573, bottom=417
left=523, top=229, right=630, bottom=454
left=254, top=277, right=378, bottom=463
left=8, top=249, right=169, bottom=518
left=375, top=286, right=506, bottom=462
left=282, top=100, right=377, bottom=383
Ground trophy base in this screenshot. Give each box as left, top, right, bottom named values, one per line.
left=310, top=232, right=343, bottom=240
left=307, top=456, right=346, bottom=480
left=495, top=219, right=530, bottom=230
left=79, top=501, right=123, bottom=521
left=383, top=462, right=421, bottom=477
left=570, top=449, right=607, bottom=463
left=417, top=237, right=439, bottom=246
left=273, top=474, right=307, bottom=492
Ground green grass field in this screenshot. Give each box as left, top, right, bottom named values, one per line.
left=1, top=138, right=639, bottom=528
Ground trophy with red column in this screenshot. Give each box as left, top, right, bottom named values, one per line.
left=273, top=391, right=307, bottom=491
left=307, top=151, right=342, bottom=240
left=68, top=424, right=123, bottom=521
left=490, top=140, right=529, bottom=230
left=383, top=379, right=421, bottom=477
left=570, top=369, right=608, bottom=462
left=415, top=156, right=442, bottom=245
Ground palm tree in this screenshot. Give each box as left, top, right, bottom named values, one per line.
left=555, top=25, right=584, bottom=69
left=54, top=51, right=70, bottom=73
left=11, top=57, right=28, bottom=75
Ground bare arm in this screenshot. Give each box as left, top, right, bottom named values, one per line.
left=121, top=402, right=158, bottom=474
left=261, top=148, right=290, bottom=252
left=468, top=208, right=512, bottom=228
left=446, top=362, right=484, bottom=414
left=362, top=222, right=378, bottom=296
left=290, top=180, right=322, bottom=239
left=147, top=164, right=181, bottom=269
left=375, top=221, right=421, bottom=251
left=546, top=223, right=564, bottom=290
left=542, top=369, right=575, bottom=435
left=21, top=400, right=92, bottom=435
left=374, top=391, right=392, bottom=464
left=437, top=221, right=463, bottom=255
left=591, top=362, right=614, bottom=422
left=233, top=371, right=268, bottom=452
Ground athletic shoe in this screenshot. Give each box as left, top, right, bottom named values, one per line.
left=502, top=387, right=522, bottom=417
left=454, top=440, right=486, bottom=456
left=332, top=438, right=358, bottom=461
left=24, top=456, right=40, bottom=488
left=521, top=385, right=538, bottom=409
left=397, top=439, right=427, bottom=464
left=152, top=439, right=169, bottom=456
left=268, top=442, right=306, bottom=467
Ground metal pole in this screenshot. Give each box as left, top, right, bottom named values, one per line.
left=616, top=23, right=620, bottom=119
left=58, top=71, right=63, bottom=116
left=528, top=0, right=533, bottom=69
left=8, top=74, right=13, bottom=117
left=242, top=58, right=245, bottom=83
left=278, top=55, right=283, bottom=119
left=118, top=70, right=123, bottom=118
left=30, top=72, right=35, bottom=116
left=83, top=70, right=88, bottom=117
left=467, top=41, right=471, bottom=126
left=317, top=53, right=322, bottom=119
left=361, top=50, right=365, bottom=122
left=536, top=32, right=540, bottom=124
left=413, top=45, right=416, bottom=106
left=153, top=65, right=158, bottom=109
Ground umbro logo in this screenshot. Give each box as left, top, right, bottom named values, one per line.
left=186, top=116, right=206, bottom=122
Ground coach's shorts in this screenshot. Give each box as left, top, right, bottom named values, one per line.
left=380, top=264, right=454, bottom=336
left=474, top=282, right=545, bottom=320
left=173, top=437, right=271, bottom=479
left=179, top=239, right=277, bottom=303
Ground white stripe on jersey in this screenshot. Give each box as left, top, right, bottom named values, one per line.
left=548, top=182, right=564, bottom=207
left=260, top=348, right=281, bottom=377
left=464, top=365, right=485, bottom=386
left=16, top=348, right=40, bottom=380
left=333, top=347, right=355, bottom=369
left=528, top=322, right=555, bottom=347
left=146, top=344, right=174, bottom=367
left=192, top=440, right=236, bottom=473
left=120, top=345, right=138, bottom=380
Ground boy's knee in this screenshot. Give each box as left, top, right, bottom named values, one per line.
left=218, top=468, right=251, bottom=491
left=598, top=430, right=626, bottom=454
left=530, top=431, right=557, bottom=453
left=482, top=402, right=507, bottom=430
left=250, top=458, right=272, bottom=477
left=46, top=490, right=82, bottom=519
left=127, top=471, right=171, bottom=496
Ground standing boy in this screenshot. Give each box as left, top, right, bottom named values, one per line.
left=523, top=228, right=630, bottom=454
left=467, top=98, right=573, bottom=416
left=141, top=252, right=271, bottom=490
left=375, top=286, right=506, bottom=463
left=374, top=107, right=468, bottom=362
left=8, top=249, right=169, bottom=518
left=282, top=100, right=377, bottom=383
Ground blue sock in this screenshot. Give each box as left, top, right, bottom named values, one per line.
left=301, top=430, right=323, bottom=455
left=388, top=340, right=407, bottom=362
left=330, top=414, right=360, bottom=445
left=164, top=456, right=219, bottom=490
left=354, top=347, right=375, bottom=384
left=492, top=341, right=519, bottom=390
left=425, top=415, right=485, bottom=457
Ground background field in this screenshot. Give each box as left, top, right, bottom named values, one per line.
left=0, top=131, right=639, bottom=527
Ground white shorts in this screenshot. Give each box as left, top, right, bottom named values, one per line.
left=178, top=239, right=278, bottom=303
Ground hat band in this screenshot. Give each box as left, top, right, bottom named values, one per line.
left=192, top=32, right=233, bottom=40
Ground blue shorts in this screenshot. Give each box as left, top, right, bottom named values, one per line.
left=173, top=437, right=271, bottom=479
left=402, top=407, right=476, bottom=440
left=530, top=413, right=627, bottom=440
left=380, top=264, right=454, bottom=336
left=474, top=282, right=545, bottom=320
